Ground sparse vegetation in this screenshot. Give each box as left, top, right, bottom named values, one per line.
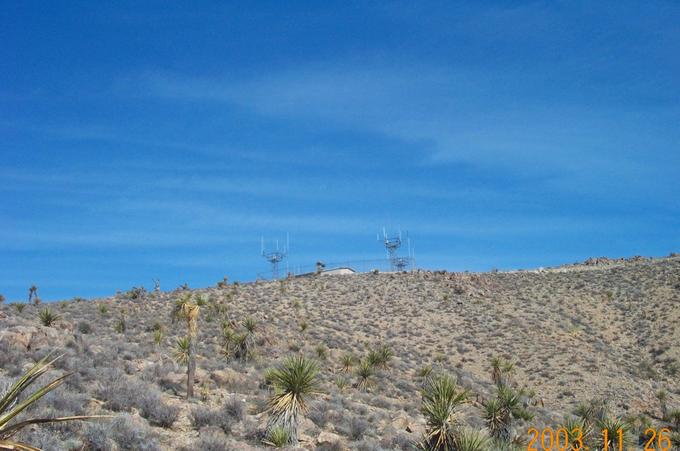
left=0, top=255, right=677, bottom=449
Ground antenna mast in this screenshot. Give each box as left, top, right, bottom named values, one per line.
left=261, top=235, right=288, bottom=280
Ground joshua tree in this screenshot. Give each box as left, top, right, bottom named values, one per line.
left=28, top=285, right=38, bottom=304
left=0, top=353, right=109, bottom=449
left=420, top=373, right=468, bottom=451
left=152, top=279, right=161, bottom=293
left=265, top=355, right=319, bottom=446
left=171, top=293, right=200, bottom=398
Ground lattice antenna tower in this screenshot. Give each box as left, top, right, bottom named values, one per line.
left=378, top=227, right=401, bottom=271
left=261, top=234, right=289, bottom=280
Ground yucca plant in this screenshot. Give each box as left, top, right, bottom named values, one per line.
left=420, top=373, right=468, bottom=451
left=171, top=293, right=200, bottom=398
left=559, top=416, right=590, bottom=444
left=490, top=357, right=514, bottom=388
left=153, top=329, right=164, bottom=346
left=37, top=308, right=59, bottom=327
left=658, top=390, right=669, bottom=420
left=484, top=386, right=533, bottom=443
left=97, top=304, right=108, bottom=315
left=376, top=344, right=393, bottom=370
left=0, top=353, right=109, bottom=450
left=315, top=344, right=327, bottom=360
left=172, top=336, right=190, bottom=365
left=597, top=416, right=632, bottom=450
left=265, top=355, right=319, bottom=446
left=13, top=304, right=25, bottom=313
left=453, top=427, right=491, bottom=451
left=355, top=359, right=375, bottom=392
left=113, top=315, right=126, bottom=333
left=340, top=353, right=356, bottom=372
left=264, top=425, right=290, bottom=448
left=243, top=317, right=257, bottom=334
left=669, top=408, right=680, bottom=431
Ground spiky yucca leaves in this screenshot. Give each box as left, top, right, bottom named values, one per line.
left=315, top=344, right=327, bottom=360
left=153, top=329, right=164, bottom=346
left=420, top=373, right=468, bottom=451
left=453, top=427, right=491, bottom=451
left=264, top=425, right=290, bottom=448
left=597, top=417, right=632, bottom=450
left=490, top=357, right=514, bottom=388
left=0, top=353, right=109, bottom=450
left=37, top=308, right=59, bottom=327
left=559, top=416, right=590, bottom=442
left=657, top=390, right=668, bottom=420
left=340, top=353, right=356, bottom=372
left=265, top=356, right=319, bottom=446
left=172, top=336, right=190, bottom=365
left=484, top=386, right=533, bottom=443
left=355, top=360, right=375, bottom=392
left=669, top=408, right=680, bottom=431
left=243, top=317, right=257, bottom=334
left=171, top=293, right=200, bottom=398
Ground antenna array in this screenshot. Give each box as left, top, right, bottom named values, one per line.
left=378, top=227, right=415, bottom=271
left=261, top=234, right=289, bottom=280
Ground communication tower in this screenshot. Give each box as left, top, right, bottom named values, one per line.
left=378, top=228, right=414, bottom=271
left=261, top=234, right=288, bottom=280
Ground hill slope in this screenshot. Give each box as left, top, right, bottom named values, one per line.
left=1, top=256, right=679, bottom=449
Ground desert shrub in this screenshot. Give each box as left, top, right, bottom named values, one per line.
left=84, top=414, right=161, bottom=451
left=13, top=303, right=25, bottom=313
left=222, top=395, right=245, bottom=422
left=308, top=401, right=330, bottom=428
left=341, top=416, right=369, bottom=440
left=191, top=405, right=218, bottom=429
left=95, top=369, right=178, bottom=427
left=184, top=427, right=231, bottom=451
left=77, top=321, right=92, bottom=334
left=0, top=294, right=4, bottom=303
left=114, top=315, right=126, bottom=333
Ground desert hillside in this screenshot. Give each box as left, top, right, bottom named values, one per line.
left=1, top=255, right=679, bottom=450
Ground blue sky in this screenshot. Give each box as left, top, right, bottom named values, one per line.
left=1, top=1, right=678, bottom=301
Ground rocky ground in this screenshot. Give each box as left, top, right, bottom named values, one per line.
left=1, top=254, right=679, bottom=450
